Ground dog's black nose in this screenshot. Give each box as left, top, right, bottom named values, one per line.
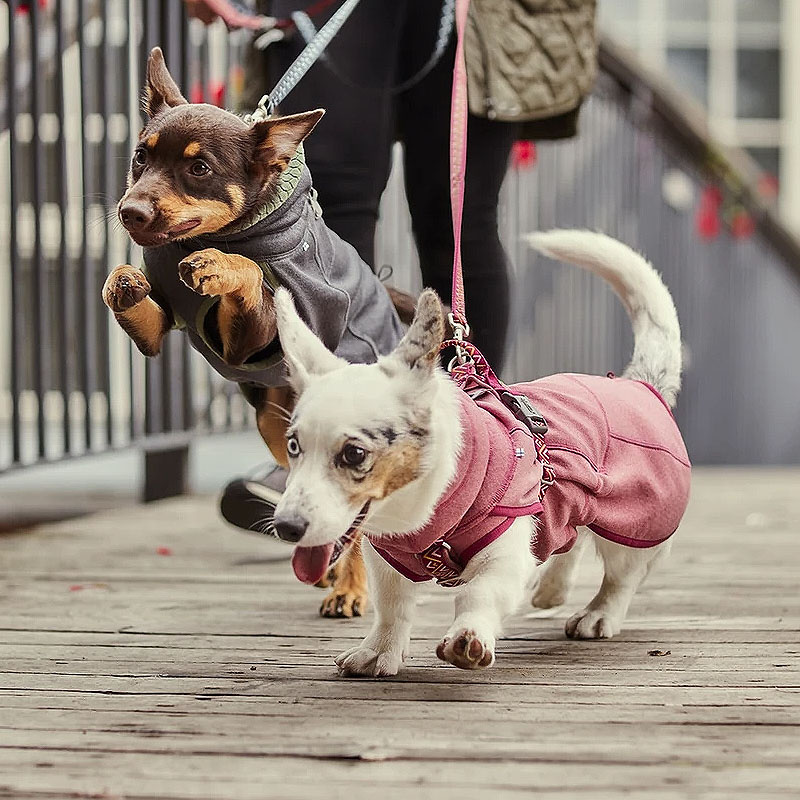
left=274, top=513, right=308, bottom=543
left=119, top=199, right=156, bottom=231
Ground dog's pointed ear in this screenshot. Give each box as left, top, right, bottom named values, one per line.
left=389, top=289, right=445, bottom=373
left=144, top=47, right=187, bottom=118
left=274, top=287, right=345, bottom=393
left=250, top=109, right=325, bottom=172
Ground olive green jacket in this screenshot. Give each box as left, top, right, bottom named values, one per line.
left=466, top=0, right=598, bottom=139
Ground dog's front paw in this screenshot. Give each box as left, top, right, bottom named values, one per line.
left=335, top=645, right=403, bottom=678
left=565, top=609, right=621, bottom=639
left=436, top=627, right=495, bottom=670
left=103, top=266, right=150, bottom=313
left=179, top=248, right=239, bottom=296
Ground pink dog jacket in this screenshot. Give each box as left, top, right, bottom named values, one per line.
left=368, top=374, right=691, bottom=583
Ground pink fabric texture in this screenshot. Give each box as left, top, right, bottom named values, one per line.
left=368, top=373, right=691, bottom=582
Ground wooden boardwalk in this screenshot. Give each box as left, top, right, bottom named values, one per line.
left=1, top=468, right=798, bottom=799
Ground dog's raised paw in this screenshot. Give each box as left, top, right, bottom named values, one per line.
left=178, top=248, right=236, bottom=296
left=335, top=646, right=402, bottom=678
left=320, top=587, right=366, bottom=618
left=103, top=266, right=151, bottom=313
left=436, top=628, right=495, bottom=670
left=565, top=609, right=620, bottom=639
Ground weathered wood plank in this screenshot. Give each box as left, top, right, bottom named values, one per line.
left=1, top=750, right=798, bottom=799
left=0, top=468, right=798, bottom=798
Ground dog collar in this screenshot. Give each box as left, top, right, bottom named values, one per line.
left=226, top=144, right=308, bottom=234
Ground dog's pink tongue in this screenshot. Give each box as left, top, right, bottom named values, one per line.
left=292, top=543, right=335, bottom=585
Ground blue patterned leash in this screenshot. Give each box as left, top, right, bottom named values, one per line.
left=245, top=0, right=362, bottom=122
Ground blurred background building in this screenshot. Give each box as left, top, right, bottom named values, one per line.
left=599, top=0, right=799, bottom=231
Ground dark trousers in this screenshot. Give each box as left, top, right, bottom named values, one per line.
left=267, top=0, right=519, bottom=368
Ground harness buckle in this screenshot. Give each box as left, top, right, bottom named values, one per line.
left=499, top=391, right=548, bottom=436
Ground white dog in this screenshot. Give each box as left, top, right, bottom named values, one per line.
left=272, top=230, right=691, bottom=676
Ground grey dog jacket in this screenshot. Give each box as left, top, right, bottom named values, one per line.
left=142, top=147, right=404, bottom=387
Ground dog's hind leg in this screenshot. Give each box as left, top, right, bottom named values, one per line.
left=531, top=529, right=590, bottom=608
left=437, top=516, right=536, bottom=670
left=565, top=535, right=673, bottom=639
left=336, top=538, right=418, bottom=677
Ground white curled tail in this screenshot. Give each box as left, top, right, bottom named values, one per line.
left=526, top=229, right=682, bottom=407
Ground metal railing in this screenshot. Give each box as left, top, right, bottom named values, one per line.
left=2, top=2, right=799, bottom=483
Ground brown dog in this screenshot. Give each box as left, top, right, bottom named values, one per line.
left=103, top=47, right=412, bottom=617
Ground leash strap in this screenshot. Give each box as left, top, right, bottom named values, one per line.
left=246, top=0, right=362, bottom=122
left=448, top=0, right=471, bottom=333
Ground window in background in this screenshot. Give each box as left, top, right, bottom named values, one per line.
left=746, top=147, right=780, bottom=183
left=666, top=0, right=708, bottom=23
left=736, top=49, right=781, bottom=119
left=736, top=0, right=780, bottom=24
left=666, top=47, right=709, bottom=105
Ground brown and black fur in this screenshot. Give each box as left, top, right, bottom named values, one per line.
left=104, top=47, right=409, bottom=618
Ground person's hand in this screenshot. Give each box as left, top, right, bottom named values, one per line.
left=183, top=0, right=271, bottom=30
left=184, top=0, right=219, bottom=25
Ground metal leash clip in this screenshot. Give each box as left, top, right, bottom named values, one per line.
left=447, top=311, right=471, bottom=369
left=244, top=92, right=276, bottom=123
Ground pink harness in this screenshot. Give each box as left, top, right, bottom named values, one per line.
left=367, top=374, right=691, bottom=584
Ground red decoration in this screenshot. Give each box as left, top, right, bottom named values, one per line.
left=512, top=140, right=537, bottom=170
left=757, top=174, right=779, bottom=199
left=156, top=546, right=173, bottom=556
left=189, top=82, right=204, bottom=104
left=696, top=185, right=722, bottom=240
left=730, top=210, right=755, bottom=239
left=210, top=81, right=226, bottom=108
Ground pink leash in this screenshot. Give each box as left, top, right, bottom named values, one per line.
left=442, top=0, right=555, bottom=499
left=448, top=0, right=471, bottom=334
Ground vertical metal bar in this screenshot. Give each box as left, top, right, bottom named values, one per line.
left=29, top=0, right=47, bottom=458
left=55, top=0, right=73, bottom=456
left=127, top=0, right=140, bottom=444
left=8, top=0, right=22, bottom=465
left=143, top=0, right=164, bottom=436
left=100, top=0, right=113, bottom=447
left=77, top=0, right=97, bottom=451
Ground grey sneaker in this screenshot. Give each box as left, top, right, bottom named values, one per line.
left=219, top=463, right=287, bottom=536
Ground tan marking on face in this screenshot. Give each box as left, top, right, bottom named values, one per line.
left=146, top=133, right=159, bottom=148
left=155, top=193, right=238, bottom=237
left=344, top=441, right=422, bottom=506
left=226, top=184, right=245, bottom=216
left=183, top=141, right=201, bottom=158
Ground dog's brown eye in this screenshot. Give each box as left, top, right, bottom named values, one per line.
left=190, top=160, right=210, bottom=176
left=340, top=443, right=366, bottom=468
left=133, top=149, right=147, bottom=166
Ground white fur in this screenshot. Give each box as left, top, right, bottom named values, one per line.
left=527, top=229, right=682, bottom=406
left=273, top=230, right=685, bottom=676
